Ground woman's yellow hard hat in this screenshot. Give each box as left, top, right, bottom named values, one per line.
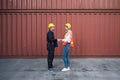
left=65, top=23, right=71, bottom=29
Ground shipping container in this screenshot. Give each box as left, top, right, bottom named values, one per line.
left=0, top=0, right=120, bottom=9
left=0, top=0, right=120, bottom=58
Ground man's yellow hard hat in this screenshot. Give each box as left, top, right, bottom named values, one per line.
left=65, top=23, right=71, bottom=29
left=48, top=23, right=55, bottom=29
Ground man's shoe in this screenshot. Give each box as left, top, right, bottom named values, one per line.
left=48, top=68, right=54, bottom=72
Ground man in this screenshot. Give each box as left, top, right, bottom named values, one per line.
left=47, top=23, right=58, bottom=71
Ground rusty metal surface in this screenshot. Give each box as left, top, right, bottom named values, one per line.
left=0, top=13, right=120, bottom=57
left=0, top=9, right=120, bottom=13
left=0, top=0, right=120, bottom=10
left=0, top=0, right=120, bottom=57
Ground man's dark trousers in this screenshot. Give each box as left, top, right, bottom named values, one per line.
left=47, top=43, right=55, bottom=69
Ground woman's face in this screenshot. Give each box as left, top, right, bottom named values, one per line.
left=65, top=27, right=68, bottom=30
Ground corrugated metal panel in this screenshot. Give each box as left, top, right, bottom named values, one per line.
left=0, top=0, right=120, bottom=57
left=2, top=0, right=7, bottom=9
left=0, top=13, right=120, bottom=57
left=36, top=0, right=40, bottom=9
left=36, top=13, right=41, bottom=55
left=42, top=0, right=47, bottom=9
left=41, top=13, right=47, bottom=55
left=57, top=0, right=61, bottom=9
left=22, top=14, right=27, bottom=55
left=16, top=14, right=22, bottom=55
left=0, top=14, right=1, bottom=55
left=2, top=14, right=7, bottom=55
left=12, top=14, right=17, bottom=55
left=17, top=0, right=21, bottom=9
left=32, top=0, right=37, bottom=9
left=0, top=0, right=120, bottom=9
left=52, top=0, right=56, bottom=9
left=21, top=0, right=26, bottom=9
left=13, top=0, right=17, bottom=9
left=0, top=0, right=1, bottom=9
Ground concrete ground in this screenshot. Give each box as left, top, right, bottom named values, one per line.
left=0, top=58, right=120, bottom=80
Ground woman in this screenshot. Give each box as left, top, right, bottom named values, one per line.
left=60, top=23, right=74, bottom=71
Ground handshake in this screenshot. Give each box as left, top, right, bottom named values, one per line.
left=57, top=39, right=62, bottom=42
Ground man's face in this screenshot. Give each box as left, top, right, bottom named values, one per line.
left=50, top=27, right=55, bottom=31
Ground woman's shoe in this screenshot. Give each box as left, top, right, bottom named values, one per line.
left=61, top=68, right=70, bottom=71
left=67, top=67, right=70, bottom=70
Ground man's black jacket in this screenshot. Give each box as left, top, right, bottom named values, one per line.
left=47, top=30, right=57, bottom=51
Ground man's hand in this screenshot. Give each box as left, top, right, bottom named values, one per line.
left=57, top=39, right=62, bottom=41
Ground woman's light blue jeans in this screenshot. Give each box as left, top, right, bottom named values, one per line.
left=62, top=44, right=70, bottom=68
